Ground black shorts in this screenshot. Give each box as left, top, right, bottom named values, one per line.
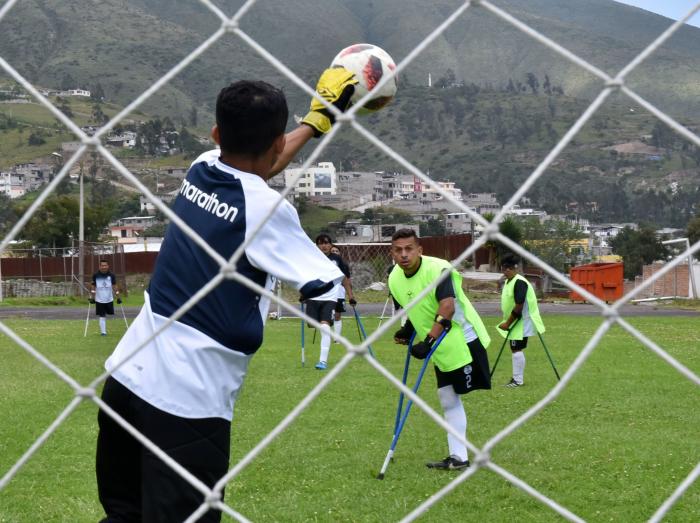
left=435, top=338, right=491, bottom=394
left=95, top=301, right=115, bottom=317
left=335, top=298, right=346, bottom=313
left=509, top=337, right=529, bottom=351
left=305, top=300, right=335, bottom=326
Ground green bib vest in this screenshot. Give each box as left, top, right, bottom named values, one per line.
left=388, top=256, right=491, bottom=372
left=498, top=273, right=545, bottom=340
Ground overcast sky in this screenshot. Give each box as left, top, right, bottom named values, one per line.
left=613, top=0, right=700, bottom=28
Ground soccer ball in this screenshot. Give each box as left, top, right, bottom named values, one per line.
left=330, top=43, right=398, bottom=114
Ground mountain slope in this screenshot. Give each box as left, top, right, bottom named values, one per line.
left=1, top=0, right=699, bottom=120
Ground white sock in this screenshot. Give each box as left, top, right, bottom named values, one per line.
left=333, top=320, right=342, bottom=339
left=319, top=323, right=331, bottom=363
left=99, top=317, right=107, bottom=334
left=512, top=351, right=525, bottom=384
left=438, top=386, right=468, bottom=461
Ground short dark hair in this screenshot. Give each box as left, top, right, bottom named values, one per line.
left=99, top=259, right=109, bottom=265
left=391, top=228, right=418, bottom=242
left=315, top=233, right=333, bottom=245
left=500, top=254, right=520, bottom=269
left=216, top=80, right=288, bottom=156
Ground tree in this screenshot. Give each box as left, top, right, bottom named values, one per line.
left=687, top=215, right=700, bottom=260
left=482, top=213, right=523, bottom=270
left=91, top=82, right=106, bottom=102
left=27, top=132, right=46, bottom=146
left=609, top=226, right=668, bottom=279
left=525, top=72, right=539, bottom=94
left=419, top=217, right=445, bottom=236
left=519, top=217, right=586, bottom=273
left=0, top=193, right=16, bottom=236
left=60, top=73, right=76, bottom=90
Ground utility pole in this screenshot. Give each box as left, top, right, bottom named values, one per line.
left=79, top=159, right=85, bottom=296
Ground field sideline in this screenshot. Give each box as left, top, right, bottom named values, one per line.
left=0, top=315, right=698, bottom=522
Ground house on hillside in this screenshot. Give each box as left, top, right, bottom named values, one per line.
left=109, top=216, right=159, bottom=242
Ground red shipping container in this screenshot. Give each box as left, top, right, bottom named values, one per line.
left=569, top=262, right=624, bottom=303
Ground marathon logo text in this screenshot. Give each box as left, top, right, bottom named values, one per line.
left=179, top=179, right=238, bottom=223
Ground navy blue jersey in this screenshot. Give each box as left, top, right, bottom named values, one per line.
left=107, top=151, right=344, bottom=420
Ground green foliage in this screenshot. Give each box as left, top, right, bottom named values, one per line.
left=687, top=215, right=700, bottom=260
left=610, top=226, right=668, bottom=279
left=13, top=194, right=112, bottom=248
left=361, top=207, right=414, bottom=225
left=419, top=217, right=445, bottom=236
left=518, top=217, right=586, bottom=272
left=27, top=131, right=45, bottom=146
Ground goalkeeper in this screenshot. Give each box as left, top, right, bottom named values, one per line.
left=96, top=68, right=356, bottom=523
left=388, top=229, right=491, bottom=471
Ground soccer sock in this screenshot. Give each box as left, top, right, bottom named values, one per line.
left=438, top=386, right=468, bottom=462
left=319, top=323, right=331, bottom=363
left=512, top=351, right=525, bottom=384
left=333, top=320, right=342, bottom=338
left=99, top=316, right=107, bottom=334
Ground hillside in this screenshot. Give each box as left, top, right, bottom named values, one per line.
left=0, top=0, right=698, bottom=229
left=1, top=0, right=700, bottom=120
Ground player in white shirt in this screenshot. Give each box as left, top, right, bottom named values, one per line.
left=90, top=260, right=121, bottom=336
left=96, top=69, right=358, bottom=522
left=306, top=234, right=355, bottom=370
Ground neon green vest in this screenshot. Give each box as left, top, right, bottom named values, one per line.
left=388, top=256, right=491, bottom=372
left=498, top=273, right=545, bottom=340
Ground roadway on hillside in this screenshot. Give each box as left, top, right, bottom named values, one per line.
left=0, top=300, right=697, bottom=321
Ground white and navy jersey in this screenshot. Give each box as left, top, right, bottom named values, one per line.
left=106, top=150, right=344, bottom=420
left=310, top=252, right=350, bottom=302
left=92, top=271, right=116, bottom=303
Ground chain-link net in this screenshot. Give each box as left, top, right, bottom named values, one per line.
left=1, top=0, right=699, bottom=521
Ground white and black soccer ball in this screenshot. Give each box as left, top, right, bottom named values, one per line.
left=330, top=43, right=398, bottom=114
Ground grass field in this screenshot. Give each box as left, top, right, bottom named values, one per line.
left=0, top=315, right=698, bottom=522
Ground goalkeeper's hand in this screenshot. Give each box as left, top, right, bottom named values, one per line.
left=348, top=297, right=357, bottom=306
left=117, top=297, right=122, bottom=305
left=301, top=67, right=357, bottom=137
left=89, top=298, right=95, bottom=304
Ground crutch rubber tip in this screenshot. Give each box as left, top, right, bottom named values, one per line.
left=376, top=473, right=384, bottom=480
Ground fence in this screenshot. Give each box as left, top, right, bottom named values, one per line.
left=1, top=1, right=699, bottom=522
left=0, top=242, right=127, bottom=297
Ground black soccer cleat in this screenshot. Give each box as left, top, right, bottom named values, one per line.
left=426, top=455, right=470, bottom=471
left=505, top=378, right=522, bottom=387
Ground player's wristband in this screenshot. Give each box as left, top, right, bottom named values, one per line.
left=434, top=314, right=452, bottom=331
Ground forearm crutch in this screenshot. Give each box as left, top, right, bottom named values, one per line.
left=489, top=318, right=520, bottom=378
left=119, top=302, right=129, bottom=328
left=392, top=333, right=416, bottom=439
left=83, top=301, right=91, bottom=337
left=537, top=331, right=560, bottom=381
left=300, top=303, right=305, bottom=367
left=377, top=330, right=448, bottom=480
left=352, top=305, right=375, bottom=358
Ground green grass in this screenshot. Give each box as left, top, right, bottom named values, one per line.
left=0, top=315, right=698, bottom=522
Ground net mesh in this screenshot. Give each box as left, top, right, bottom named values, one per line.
left=1, top=1, right=699, bottom=521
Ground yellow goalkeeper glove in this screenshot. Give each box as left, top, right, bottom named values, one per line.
left=301, top=67, right=358, bottom=137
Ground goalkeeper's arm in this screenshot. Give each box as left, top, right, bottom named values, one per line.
left=268, top=67, right=357, bottom=177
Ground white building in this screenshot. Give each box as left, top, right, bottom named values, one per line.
left=0, top=172, right=25, bottom=198
left=63, top=89, right=91, bottom=97
left=284, top=162, right=337, bottom=197
left=106, top=131, right=137, bottom=149
left=374, top=174, right=463, bottom=202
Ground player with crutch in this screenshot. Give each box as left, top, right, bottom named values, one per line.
left=377, top=329, right=447, bottom=479
left=384, top=229, right=492, bottom=473
left=497, top=254, right=554, bottom=387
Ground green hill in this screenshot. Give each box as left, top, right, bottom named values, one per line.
left=0, top=0, right=698, bottom=228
